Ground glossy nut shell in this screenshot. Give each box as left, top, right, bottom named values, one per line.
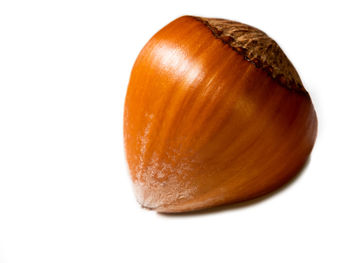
left=124, top=16, right=317, bottom=213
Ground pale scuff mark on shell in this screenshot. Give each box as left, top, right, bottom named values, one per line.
left=132, top=110, right=200, bottom=208
left=133, top=150, right=199, bottom=209
left=133, top=178, right=196, bottom=210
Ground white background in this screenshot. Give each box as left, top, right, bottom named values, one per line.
left=0, top=0, right=349, bottom=262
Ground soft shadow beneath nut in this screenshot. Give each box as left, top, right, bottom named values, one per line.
left=157, top=157, right=311, bottom=217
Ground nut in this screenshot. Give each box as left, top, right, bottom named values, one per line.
left=124, top=16, right=317, bottom=213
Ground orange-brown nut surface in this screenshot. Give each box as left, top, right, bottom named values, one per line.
left=124, top=16, right=317, bottom=213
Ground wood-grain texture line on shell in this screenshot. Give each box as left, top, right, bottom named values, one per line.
left=194, top=16, right=306, bottom=94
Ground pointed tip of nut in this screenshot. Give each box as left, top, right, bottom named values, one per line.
left=193, top=16, right=305, bottom=93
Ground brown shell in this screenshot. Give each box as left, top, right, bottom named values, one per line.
left=124, top=16, right=317, bottom=213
